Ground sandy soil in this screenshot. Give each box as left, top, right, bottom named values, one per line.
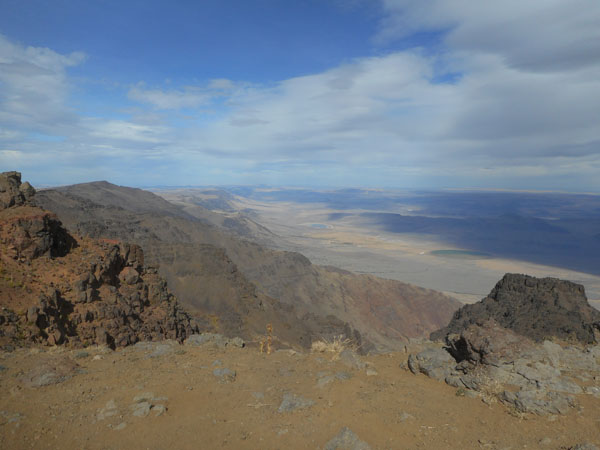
left=1, top=342, right=599, bottom=450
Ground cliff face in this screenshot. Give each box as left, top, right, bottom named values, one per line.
left=431, top=273, right=600, bottom=343
left=0, top=171, right=198, bottom=349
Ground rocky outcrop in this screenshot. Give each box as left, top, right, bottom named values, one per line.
left=431, top=273, right=600, bottom=344
left=0, top=171, right=36, bottom=209
left=0, top=171, right=74, bottom=260
left=0, top=208, right=75, bottom=260
left=409, top=320, right=600, bottom=415
left=1, top=243, right=199, bottom=349
left=0, top=171, right=199, bottom=349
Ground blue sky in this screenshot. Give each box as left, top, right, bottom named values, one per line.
left=0, top=0, right=599, bottom=191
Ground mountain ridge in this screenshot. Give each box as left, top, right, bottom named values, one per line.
left=36, top=180, right=461, bottom=350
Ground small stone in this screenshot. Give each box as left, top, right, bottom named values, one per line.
left=74, top=351, right=90, bottom=359
left=398, top=412, right=414, bottom=422
left=278, top=393, right=314, bottom=413
left=585, top=386, right=600, bottom=398
left=571, top=444, right=600, bottom=450
left=92, top=355, right=103, bottom=361
left=324, top=427, right=371, bottom=450
left=131, top=401, right=151, bottom=417
left=335, top=372, right=353, bottom=381
left=317, top=375, right=335, bottom=389
left=114, top=422, right=127, bottom=431
left=97, top=399, right=118, bottom=421
left=539, top=437, right=553, bottom=446
left=213, top=368, right=236, bottom=383
left=228, top=337, right=245, bottom=348
left=211, top=360, right=223, bottom=367
left=339, top=349, right=367, bottom=370
left=133, top=392, right=155, bottom=403
left=151, top=405, right=166, bottom=416
left=366, top=369, right=378, bottom=376
left=148, top=344, right=173, bottom=358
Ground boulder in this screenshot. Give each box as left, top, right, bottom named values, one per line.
left=409, top=321, right=593, bottom=415
left=119, top=267, right=140, bottom=285
left=446, top=320, right=536, bottom=366
left=0, top=210, right=75, bottom=260
left=408, top=347, right=456, bottom=381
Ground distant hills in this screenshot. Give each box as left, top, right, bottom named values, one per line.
left=36, top=181, right=461, bottom=351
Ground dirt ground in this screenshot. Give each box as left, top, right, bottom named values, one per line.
left=1, top=342, right=599, bottom=450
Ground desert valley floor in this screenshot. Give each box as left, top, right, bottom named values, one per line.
left=156, top=189, right=600, bottom=307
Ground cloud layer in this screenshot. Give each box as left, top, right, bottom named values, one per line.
left=1, top=1, right=599, bottom=190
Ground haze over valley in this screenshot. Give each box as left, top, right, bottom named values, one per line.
left=156, top=186, right=600, bottom=307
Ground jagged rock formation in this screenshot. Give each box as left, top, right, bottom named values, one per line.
left=431, top=273, right=600, bottom=344
left=0, top=172, right=74, bottom=260
left=408, top=274, right=600, bottom=415
left=409, top=319, right=600, bottom=415
left=0, top=171, right=198, bottom=349
left=0, top=171, right=36, bottom=209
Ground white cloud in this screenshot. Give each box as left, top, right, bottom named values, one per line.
left=377, top=0, right=600, bottom=72
left=1, top=0, right=600, bottom=192
left=0, top=34, right=86, bottom=134
left=86, top=119, right=168, bottom=144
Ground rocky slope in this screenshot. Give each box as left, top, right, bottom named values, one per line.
left=1, top=172, right=367, bottom=352
left=0, top=172, right=197, bottom=349
left=431, top=273, right=600, bottom=343
left=36, top=181, right=461, bottom=350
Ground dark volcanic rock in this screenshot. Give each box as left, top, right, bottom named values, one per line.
left=0, top=208, right=75, bottom=259
left=0, top=171, right=74, bottom=259
left=0, top=171, right=36, bottom=210
left=431, top=273, right=600, bottom=344
left=0, top=172, right=199, bottom=348
left=1, top=243, right=199, bottom=349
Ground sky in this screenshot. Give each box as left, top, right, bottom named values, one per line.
left=0, top=0, right=599, bottom=191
